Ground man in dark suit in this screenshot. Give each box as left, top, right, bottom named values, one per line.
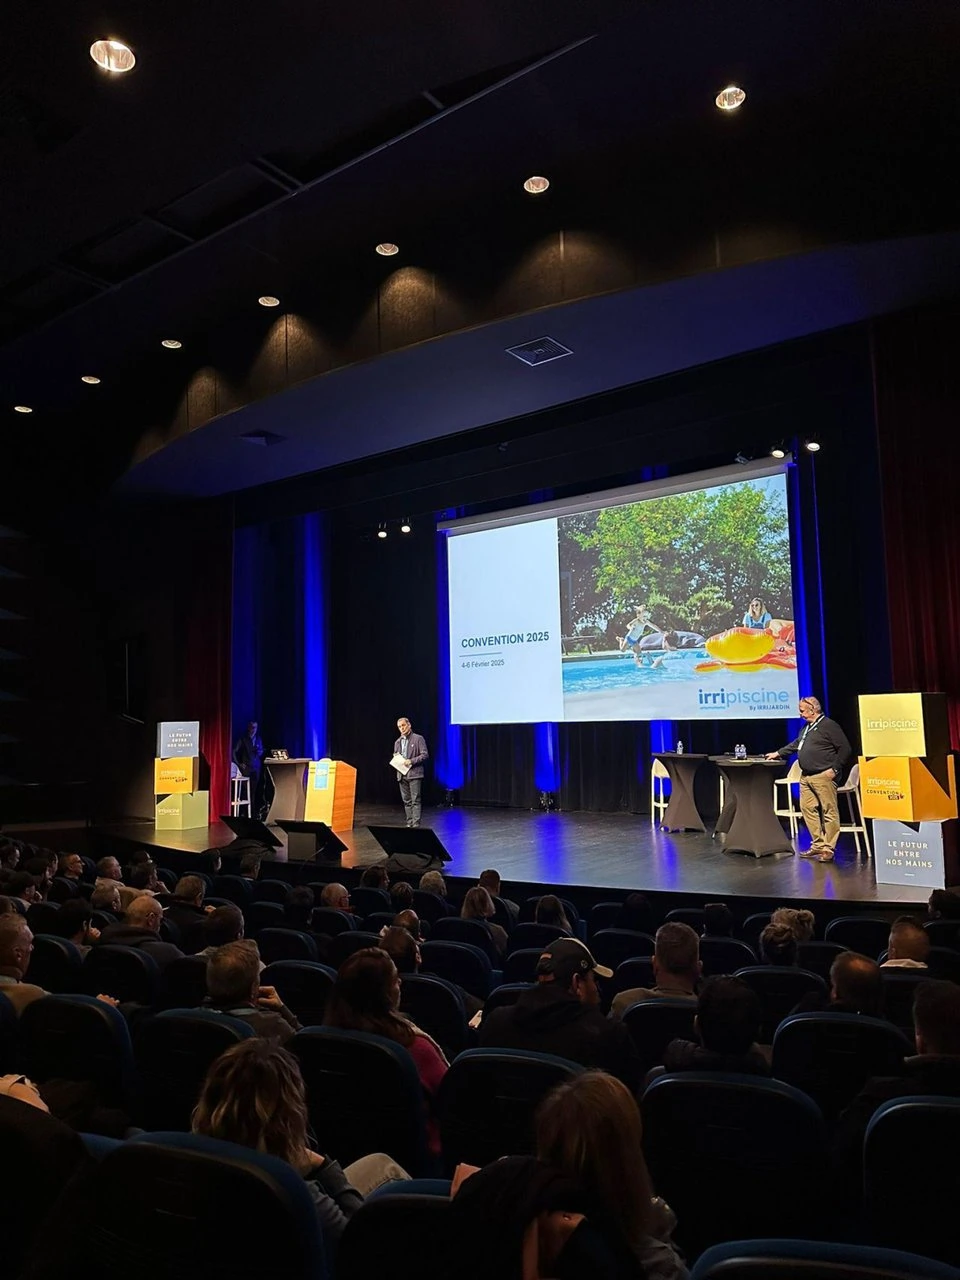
left=233, top=719, right=266, bottom=818
left=393, top=716, right=429, bottom=828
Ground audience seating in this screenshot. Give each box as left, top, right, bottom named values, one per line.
left=243, top=901, right=287, bottom=936
left=310, top=907, right=357, bottom=937
left=261, top=960, right=336, bottom=1026
left=20, top=992, right=137, bottom=1105
left=506, top=921, right=567, bottom=953
left=481, top=983, right=532, bottom=1020
left=438, top=1047, right=582, bottom=1174
left=48, top=875, right=80, bottom=903
left=431, top=916, right=501, bottom=963
left=927, top=946, right=960, bottom=983
left=161, top=955, right=211, bottom=1009
left=27, top=900, right=61, bottom=934
left=924, top=918, right=960, bottom=950
left=26, top=934, right=83, bottom=992
left=364, top=911, right=396, bottom=932
left=590, top=928, right=656, bottom=970
left=879, top=970, right=926, bottom=1034
left=350, top=886, right=391, bottom=916
left=490, top=896, right=514, bottom=933
left=134, top=1009, right=254, bottom=1130
left=689, top=1239, right=959, bottom=1280
left=734, top=966, right=827, bottom=1043
left=620, top=998, right=698, bottom=1075
left=699, top=936, right=757, bottom=976
left=291, top=1027, right=429, bottom=1174
left=522, top=894, right=579, bottom=925
left=399, top=973, right=469, bottom=1060
left=665, top=907, right=706, bottom=931
left=501, top=947, right=543, bottom=985
left=326, top=930, right=382, bottom=968
left=336, top=1193, right=451, bottom=1280
left=613, top=955, right=656, bottom=993
left=0, top=991, right=18, bottom=1072
left=253, top=878, right=292, bottom=904
left=84, top=943, right=161, bottom=1004
left=771, top=1013, right=911, bottom=1125
left=740, top=912, right=773, bottom=949
left=642, top=1072, right=826, bottom=1256
left=412, top=890, right=451, bottom=923
left=863, top=1096, right=960, bottom=1267
left=797, top=940, right=846, bottom=980
left=211, top=874, right=255, bottom=905
left=588, top=901, right=624, bottom=937
left=419, top=940, right=495, bottom=999
left=257, top=927, right=318, bottom=965
left=823, top=916, right=891, bottom=956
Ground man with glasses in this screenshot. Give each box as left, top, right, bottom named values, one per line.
left=766, top=696, right=851, bottom=862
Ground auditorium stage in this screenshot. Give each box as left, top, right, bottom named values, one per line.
left=90, top=803, right=926, bottom=908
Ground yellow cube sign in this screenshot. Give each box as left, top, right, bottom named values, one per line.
left=858, top=755, right=957, bottom=823
left=858, top=692, right=949, bottom=760
left=154, top=756, right=199, bottom=794
left=155, top=790, right=210, bottom=830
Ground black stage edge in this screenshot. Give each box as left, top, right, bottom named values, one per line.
left=88, top=803, right=927, bottom=917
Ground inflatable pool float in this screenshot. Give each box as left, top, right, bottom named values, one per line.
left=695, top=626, right=797, bottom=673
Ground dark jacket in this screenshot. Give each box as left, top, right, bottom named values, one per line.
left=662, top=1036, right=770, bottom=1075
left=164, top=900, right=209, bottom=953
left=478, top=982, right=640, bottom=1091
left=96, top=923, right=183, bottom=968
left=778, top=715, right=851, bottom=778
left=205, top=1000, right=301, bottom=1045
left=394, top=731, right=429, bottom=780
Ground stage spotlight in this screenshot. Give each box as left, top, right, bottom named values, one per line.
left=13, top=404, right=32, bottom=414
left=537, top=790, right=558, bottom=812
left=523, top=175, right=550, bottom=195
left=90, top=39, right=136, bottom=73
left=400, top=518, right=412, bottom=534
left=161, top=338, right=182, bottom=349
left=258, top=295, right=280, bottom=308
left=805, top=438, right=821, bottom=453
left=376, top=243, right=399, bottom=256
left=770, top=444, right=786, bottom=459
left=81, top=375, right=101, bottom=385
left=715, top=84, right=746, bottom=111
left=377, top=523, right=388, bottom=539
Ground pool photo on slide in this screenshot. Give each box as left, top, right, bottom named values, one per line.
left=563, top=650, right=707, bottom=693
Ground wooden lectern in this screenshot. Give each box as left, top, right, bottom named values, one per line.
left=304, top=759, right=357, bottom=831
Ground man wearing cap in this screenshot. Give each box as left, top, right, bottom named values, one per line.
left=477, top=938, right=640, bottom=1090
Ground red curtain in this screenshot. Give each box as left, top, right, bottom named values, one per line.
left=874, top=305, right=960, bottom=747
left=185, top=502, right=233, bottom=821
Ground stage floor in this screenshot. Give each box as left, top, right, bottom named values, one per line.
left=92, top=803, right=925, bottom=907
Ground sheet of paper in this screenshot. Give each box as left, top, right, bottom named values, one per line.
left=390, top=753, right=412, bottom=775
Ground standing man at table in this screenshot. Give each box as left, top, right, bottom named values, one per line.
left=393, top=717, right=429, bottom=828
left=233, top=719, right=266, bottom=819
left=766, top=696, right=851, bottom=862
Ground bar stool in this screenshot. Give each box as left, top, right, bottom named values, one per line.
left=838, top=762, right=871, bottom=857
left=773, top=759, right=802, bottom=838
left=650, top=759, right=670, bottom=824
left=230, top=763, right=251, bottom=817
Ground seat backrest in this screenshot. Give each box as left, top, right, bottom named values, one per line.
left=26, top=934, right=84, bottom=993
left=160, top=955, right=210, bottom=1009
left=771, top=1012, right=911, bottom=1125
left=588, top=902, right=623, bottom=938
left=507, top=922, right=567, bottom=954
left=521, top=895, right=579, bottom=924
left=844, top=761, right=861, bottom=790
left=257, top=927, right=318, bottom=965
left=326, top=930, right=382, bottom=968
left=243, top=901, right=287, bottom=936
left=641, top=1071, right=825, bottom=1257
left=48, top=876, right=80, bottom=903
left=481, top=983, right=533, bottom=1020
left=211, top=874, right=254, bottom=906
left=431, top=916, right=500, bottom=962
left=156, top=867, right=178, bottom=890
left=438, top=1047, right=583, bottom=1174
left=0, top=990, right=18, bottom=1073
left=399, top=973, right=468, bottom=1059
left=665, top=907, right=706, bottom=931
left=26, top=901, right=61, bottom=935
left=254, top=878, right=292, bottom=904
left=311, top=907, right=357, bottom=937
left=336, top=1194, right=451, bottom=1280
left=261, top=960, right=337, bottom=1026
left=350, top=886, right=391, bottom=917
left=796, top=940, right=847, bottom=981
left=699, top=936, right=757, bottom=976
left=411, top=890, right=450, bottom=923
left=734, top=967, right=827, bottom=1042
left=614, top=955, right=656, bottom=993
left=689, top=1239, right=959, bottom=1280
left=927, top=946, right=960, bottom=983
left=134, top=1009, right=254, bottom=1131
left=419, top=940, right=493, bottom=999
left=291, top=1027, right=428, bottom=1174
left=20, top=992, right=136, bottom=1100
left=740, top=912, right=773, bottom=948
left=824, top=916, right=891, bottom=956
left=652, top=758, right=670, bottom=779
left=84, top=943, right=161, bottom=1004
left=878, top=969, right=926, bottom=1033
left=501, top=948, right=542, bottom=985
left=620, top=998, right=698, bottom=1074
left=590, top=928, right=656, bottom=970
left=924, top=918, right=960, bottom=951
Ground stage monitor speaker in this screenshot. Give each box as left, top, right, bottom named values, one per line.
left=366, top=825, right=452, bottom=872
left=218, top=817, right=283, bottom=850
left=275, top=820, right=348, bottom=864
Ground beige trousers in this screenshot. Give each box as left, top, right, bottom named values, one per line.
left=800, top=770, right=840, bottom=850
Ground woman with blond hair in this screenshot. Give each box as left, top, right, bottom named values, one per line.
left=461, top=885, right=508, bottom=959
left=192, top=1038, right=406, bottom=1252
left=536, top=1070, right=688, bottom=1279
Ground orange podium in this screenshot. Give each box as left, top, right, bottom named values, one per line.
left=304, top=759, right=357, bottom=831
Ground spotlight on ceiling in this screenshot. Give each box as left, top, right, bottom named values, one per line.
left=81, top=375, right=101, bottom=385
left=13, top=404, right=32, bottom=414
left=161, top=338, right=182, bottom=349
left=400, top=519, right=412, bottom=534
left=375, top=243, right=399, bottom=257
left=805, top=439, right=822, bottom=453
left=258, top=295, right=280, bottom=308
left=90, top=39, right=136, bottom=73
left=715, top=84, right=746, bottom=112
left=523, top=175, right=550, bottom=195
left=770, top=444, right=786, bottom=460
left=377, top=523, right=388, bottom=539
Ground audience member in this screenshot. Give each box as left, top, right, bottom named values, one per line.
left=461, top=886, right=508, bottom=958
left=536, top=1071, right=688, bottom=1279
left=535, top=894, right=573, bottom=934
left=702, top=903, right=734, bottom=937
left=0, top=897, right=20, bottom=917
left=418, top=870, right=448, bottom=900
left=770, top=906, right=816, bottom=942
left=48, top=899, right=99, bottom=954
left=379, top=923, right=482, bottom=1019
left=611, top=923, right=701, bottom=1019
left=662, top=976, right=769, bottom=1075
left=164, top=875, right=212, bottom=952
left=285, top=885, right=315, bottom=929
left=117, top=884, right=146, bottom=911
left=478, top=869, right=520, bottom=926
left=393, top=908, right=427, bottom=941
left=196, top=904, right=246, bottom=957
left=95, top=856, right=124, bottom=886
left=192, top=1039, right=407, bottom=1254
left=360, top=865, right=390, bottom=890
left=124, top=849, right=154, bottom=881
left=202, top=849, right=223, bottom=876
left=323, top=947, right=449, bottom=1155
left=390, top=881, right=415, bottom=912
left=90, top=882, right=122, bottom=914
left=0, top=843, right=20, bottom=872
left=238, top=851, right=263, bottom=880
left=795, top=951, right=883, bottom=1016
left=205, top=940, right=300, bottom=1042
left=480, top=938, right=639, bottom=1090
left=129, top=861, right=163, bottom=896
left=616, top=892, right=654, bottom=935
left=23, top=857, right=55, bottom=898
left=928, top=888, right=960, bottom=920
left=759, top=921, right=798, bottom=966
left=0, top=917, right=47, bottom=1014
left=97, top=894, right=183, bottom=968
left=5, top=872, right=40, bottom=906
left=57, top=853, right=84, bottom=883
left=319, top=883, right=353, bottom=914
left=882, top=917, right=930, bottom=968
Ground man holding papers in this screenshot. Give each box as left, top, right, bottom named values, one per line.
left=392, top=716, right=429, bottom=828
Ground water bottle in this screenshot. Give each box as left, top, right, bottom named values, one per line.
left=676, top=739, right=684, bottom=755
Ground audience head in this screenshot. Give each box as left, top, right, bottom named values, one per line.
left=129, top=862, right=160, bottom=893
left=319, top=883, right=351, bottom=913
left=96, top=856, right=123, bottom=882
left=535, top=895, right=572, bottom=933
left=379, top=924, right=421, bottom=974
left=390, top=882, right=414, bottom=911
left=653, top=922, right=701, bottom=986
left=393, top=909, right=424, bottom=941
left=419, top=871, right=447, bottom=898
left=323, top=947, right=411, bottom=1045
left=174, top=875, right=205, bottom=906
left=536, top=1070, right=655, bottom=1251
left=696, top=976, right=762, bottom=1056
left=759, top=921, right=798, bottom=966
left=888, top=916, right=931, bottom=964
left=913, top=979, right=960, bottom=1055
left=830, top=952, right=882, bottom=1015
left=703, top=902, right=734, bottom=937
left=536, top=938, right=612, bottom=1005
left=0, top=897, right=20, bottom=917
left=126, top=894, right=164, bottom=933
left=23, top=857, right=54, bottom=886
left=478, top=869, right=503, bottom=896
left=203, top=905, right=245, bottom=947
left=360, top=865, right=390, bottom=890
left=928, top=888, right=960, bottom=920
left=770, top=907, right=816, bottom=943
left=192, top=1039, right=311, bottom=1173
left=6, top=872, right=39, bottom=904
left=239, top=852, right=262, bottom=880
left=461, top=886, right=495, bottom=922
left=126, top=850, right=153, bottom=879
left=0, top=844, right=20, bottom=872
left=202, top=849, right=223, bottom=876
left=50, top=899, right=94, bottom=944
left=288, top=886, right=314, bottom=909
left=0, top=916, right=33, bottom=978
left=56, top=853, right=84, bottom=881
left=91, top=882, right=122, bottom=914
left=206, top=939, right=261, bottom=1005
left=617, top=892, right=654, bottom=934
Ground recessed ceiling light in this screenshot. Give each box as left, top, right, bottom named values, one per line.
left=161, top=338, right=182, bottom=349
left=523, top=176, right=550, bottom=195
left=81, top=375, right=101, bottom=385
left=258, top=295, right=280, bottom=308
left=377, top=523, right=388, bottom=539
left=13, top=405, right=32, bottom=414
left=400, top=519, right=412, bottom=534
left=805, top=439, right=821, bottom=453
left=90, top=39, right=136, bottom=74
left=375, top=243, right=399, bottom=257
left=715, top=84, right=746, bottom=112
left=770, top=445, right=786, bottom=460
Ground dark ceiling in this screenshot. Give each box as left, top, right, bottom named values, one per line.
left=2, top=0, right=959, bottom=517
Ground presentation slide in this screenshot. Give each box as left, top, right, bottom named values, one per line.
left=447, top=470, right=800, bottom=725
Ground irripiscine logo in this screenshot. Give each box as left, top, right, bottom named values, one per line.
left=698, top=687, right=792, bottom=711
